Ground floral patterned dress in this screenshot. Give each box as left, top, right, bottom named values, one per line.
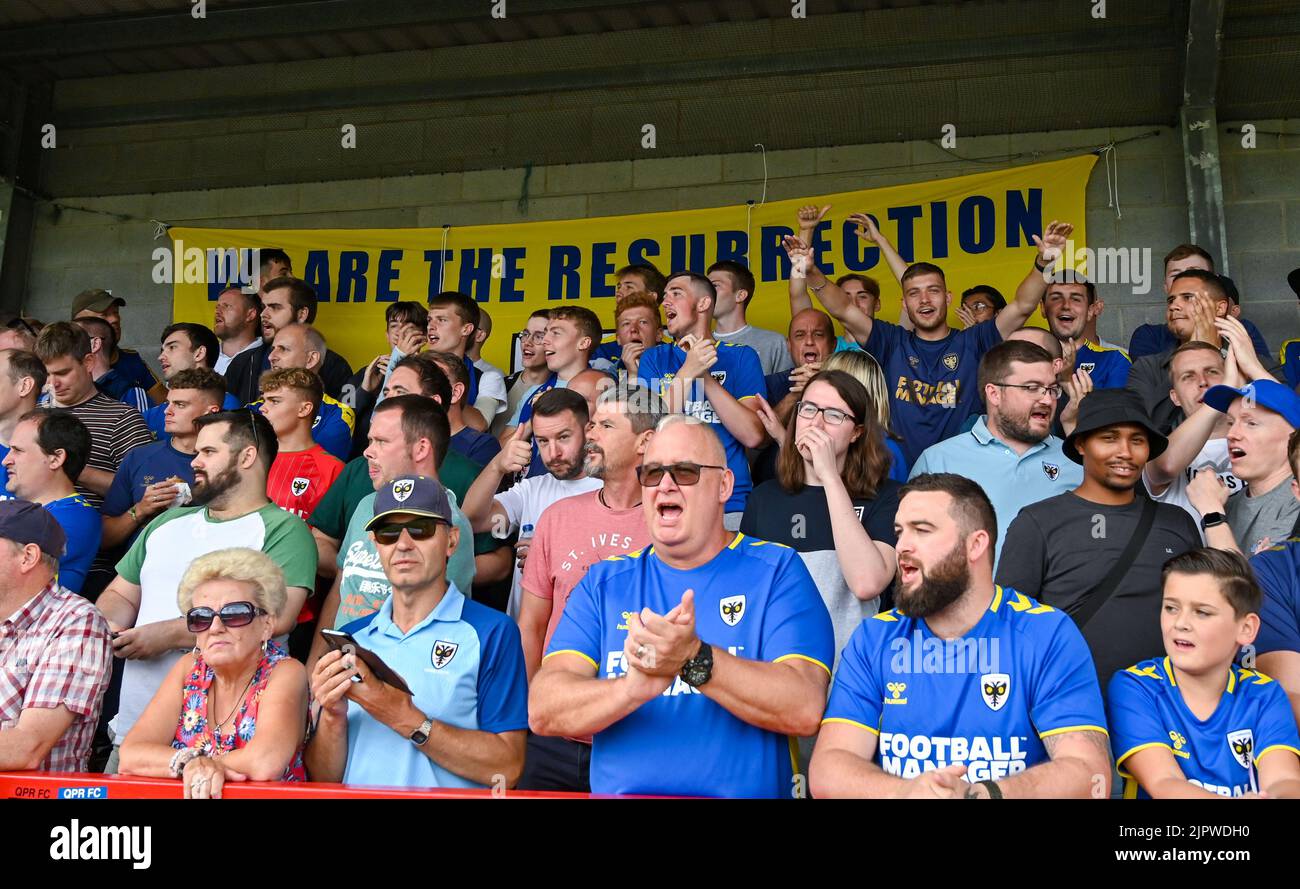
left=172, top=640, right=307, bottom=781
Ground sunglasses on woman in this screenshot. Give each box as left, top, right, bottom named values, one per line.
left=636, top=461, right=727, bottom=487
left=372, top=517, right=446, bottom=545
left=186, top=601, right=268, bottom=633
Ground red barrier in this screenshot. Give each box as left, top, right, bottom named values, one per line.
left=0, top=771, right=605, bottom=799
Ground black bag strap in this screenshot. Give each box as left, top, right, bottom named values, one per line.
left=1073, top=496, right=1159, bottom=629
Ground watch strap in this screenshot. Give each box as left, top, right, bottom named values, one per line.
left=1201, top=511, right=1228, bottom=529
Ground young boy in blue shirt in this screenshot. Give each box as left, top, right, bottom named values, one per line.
left=1109, top=548, right=1300, bottom=798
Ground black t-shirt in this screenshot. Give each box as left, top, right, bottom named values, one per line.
left=740, top=478, right=900, bottom=666
left=995, top=491, right=1200, bottom=692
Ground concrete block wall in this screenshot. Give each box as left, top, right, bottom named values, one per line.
left=25, top=121, right=1300, bottom=372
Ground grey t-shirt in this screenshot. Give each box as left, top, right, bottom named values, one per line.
left=1227, top=479, right=1300, bottom=554
left=714, top=324, right=794, bottom=376
left=996, top=491, right=1201, bottom=692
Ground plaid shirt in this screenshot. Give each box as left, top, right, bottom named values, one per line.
left=0, top=582, right=113, bottom=772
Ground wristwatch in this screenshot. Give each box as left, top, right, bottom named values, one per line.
left=409, top=717, right=433, bottom=747
left=965, top=780, right=1002, bottom=799
left=680, top=641, right=714, bottom=688
left=1201, top=511, right=1228, bottom=530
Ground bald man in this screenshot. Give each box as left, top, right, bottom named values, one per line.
left=766, top=308, right=837, bottom=424
left=530, top=415, right=834, bottom=798
left=258, top=323, right=355, bottom=461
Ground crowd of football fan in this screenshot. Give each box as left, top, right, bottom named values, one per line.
left=3, top=205, right=1300, bottom=799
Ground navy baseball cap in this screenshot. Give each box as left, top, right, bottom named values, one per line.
left=1203, top=379, right=1300, bottom=430
left=0, top=499, right=66, bottom=557
left=366, top=476, right=452, bottom=530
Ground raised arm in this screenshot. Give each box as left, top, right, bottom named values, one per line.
left=789, top=204, right=831, bottom=316
left=999, top=220, right=1073, bottom=339
left=463, top=424, right=531, bottom=533
left=784, top=235, right=875, bottom=346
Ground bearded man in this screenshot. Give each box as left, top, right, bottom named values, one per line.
left=96, top=409, right=317, bottom=771
left=809, top=473, right=1111, bottom=799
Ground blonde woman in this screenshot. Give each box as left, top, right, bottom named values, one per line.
left=120, top=547, right=308, bottom=798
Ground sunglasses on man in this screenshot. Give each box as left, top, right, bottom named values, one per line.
left=186, top=601, right=268, bottom=633
left=372, top=516, right=448, bottom=545
left=636, top=461, right=727, bottom=487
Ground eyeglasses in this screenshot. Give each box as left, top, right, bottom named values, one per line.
left=990, top=382, right=1063, bottom=399
left=372, top=517, right=446, bottom=545
left=186, top=601, right=268, bottom=633
left=794, top=401, right=856, bottom=425
left=636, top=461, right=727, bottom=487
left=519, top=330, right=546, bottom=343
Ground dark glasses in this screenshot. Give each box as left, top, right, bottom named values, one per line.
left=372, top=517, right=445, bottom=545
left=186, top=601, right=268, bottom=633
left=636, top=461, right=727, bottom=487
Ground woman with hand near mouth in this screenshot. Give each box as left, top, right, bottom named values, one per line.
left=741, top=370, right=898, bottom=677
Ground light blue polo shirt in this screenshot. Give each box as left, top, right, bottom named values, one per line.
left=908, top=415, right=1082, bottom=568
left=339, top=583, right=528, bottom=789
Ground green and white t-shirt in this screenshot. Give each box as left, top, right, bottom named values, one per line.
left=333, top=490, right=475, bottom=628
left=109, top=503, right=317, bottom=741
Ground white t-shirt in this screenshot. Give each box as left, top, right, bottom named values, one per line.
left=109, top=504, right=316, bottom=742
left=496, top=473, right=603, bottom=617
left=1144, top=438, right=1243, bottom=543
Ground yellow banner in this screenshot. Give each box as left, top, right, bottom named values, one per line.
left=170, top=154, right=1095, bottom=371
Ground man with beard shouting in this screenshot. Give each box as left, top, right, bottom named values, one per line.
left=996, top=389, right=1201, bottom=692
left=96, top=409, right=317, bottom=771
left=809, top=473, right=1111, bottom=799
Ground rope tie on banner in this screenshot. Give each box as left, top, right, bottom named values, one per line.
left=439, top=224, right=450, bottom=292
left=1097, top=142, right=1122, bottom=219
left=753, top=143, right=769, bottom=207
left=151, top=219, right=171, bottom=240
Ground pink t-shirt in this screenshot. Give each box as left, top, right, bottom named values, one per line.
left=522, top=489, right=651, bottom=653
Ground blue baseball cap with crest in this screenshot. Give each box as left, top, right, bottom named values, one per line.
left=1203, top=379, right=1300, bottom=430
left=366, top=475, right=452, bottom=530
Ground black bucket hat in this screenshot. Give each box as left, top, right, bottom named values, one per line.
left=1062, top=388, right=1168, bottom=464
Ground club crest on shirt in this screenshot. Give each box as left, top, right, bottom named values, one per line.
left=291, top=477, right=310, bottom=497
left=312, top=415, right=321, bottom=429
left=391, top=479, right=415, bottom=502
left=432, top=640, right=459, bottom=669
left=719, top=594, right=746, bottom=627
left=1042, top=462, right=1060, bottom=481
left=1079, top=362, right=1096, bottom=374
left=980, top=673, right=1010, bottom=711
left=709, top=370, right=728, bottom=385
left=943, top=353, right=959, bottom=371
left=908, top=356, right=920, bottom=369
left=1227, top=729, right=1255, bottom=769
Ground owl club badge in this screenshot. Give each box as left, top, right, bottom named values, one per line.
left=719, top=594, right=746, bottom=627
left=981, top=673, right=1010, bottom=711
left=432, top=640, right=459, bottom=669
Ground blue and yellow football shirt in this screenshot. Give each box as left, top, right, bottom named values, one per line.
left=544, top=533, right=835, bottom=798
left=1109, top=657, right=1300, bottom=798
left=636, top=341, right=767, bottom=513
left=822, top=586, right=1107, bottom=782
left=1076, top=341, right=1132, bottom=389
